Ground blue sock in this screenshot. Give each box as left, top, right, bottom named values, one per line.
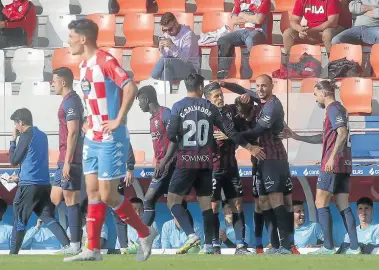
left=340, top=207, right=359, bottom=250
left=171, top=204, right=195, bottom=236
left=212, top=212, right=220, bottom=245
left=317, top=207, right=334, bottom=250
left=254, top=211, right=264, bottom=248
left=288, top=211, right=294, bottom=245
left=67, top=204, right=82, bottom=243
left=112, top=211, right=128, bottom=248
left=46, top=220, right=70, bottom=247
left=232, top=212, right=245, bottom=245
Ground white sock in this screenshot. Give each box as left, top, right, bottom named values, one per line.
left=70, top=242, right=80, bottom=249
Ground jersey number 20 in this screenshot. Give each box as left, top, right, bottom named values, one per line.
left=183, top=119, right=209, bottom=147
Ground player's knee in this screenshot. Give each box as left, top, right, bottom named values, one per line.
left=197, top=196, right=212, bottom=211
left=167, top=193, right=183, bottom=209
left=259, top=196, right=271, bottom=211
left=50, top=195, right=61, bottom=206
left=283, top=195, right=293, bottom=212
left=268, top=192, right=284, bottom=208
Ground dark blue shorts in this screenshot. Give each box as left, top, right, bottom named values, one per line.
left=168, top=168, right=212, bottom=197
left=149, top=161, right=176, bottom=195
left=211, top=167, right=243, bottom=202
left=317, top=172, right=350, bottom=194
left=256, top=160, right=292, bottom=196
left=53, top=163, right=83, bottom=191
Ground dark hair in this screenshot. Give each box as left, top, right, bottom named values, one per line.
left=11, top=108, right=33, bottom=126
left=357, top=197, right=373, bottom=208
left=130, top=197, right=143, bottom=205
left=204, top=82, right=221, bottom=98
left=256, top=74, right=273, bottom=85
left=315, top=80, right=338, bottom=93
left=235, top=96, right=252, bottom=116
left=68, top=19, right=98, bottom=44
left=0, top=199, right=7, bottom=214
left=136, top=85, right=158, bottom=103
left=53, top=67, right=74, bottom=89
left=160, top=12, right=177, bottom=25
left=292, top=200, right=304, bottom=207
left=184, top=73, right=204, bottom=93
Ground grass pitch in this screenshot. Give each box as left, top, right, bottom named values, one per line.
left=1, top=255, right=378, bottom=270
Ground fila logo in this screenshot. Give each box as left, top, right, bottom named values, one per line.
left=304, top=6, right=325, bottom=14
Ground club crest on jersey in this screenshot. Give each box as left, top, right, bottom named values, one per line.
left=226, top=112, right=232, bottom=120
left=154, top=120, right=159, bottom=127
left=81, top=78, right=91, bottom=95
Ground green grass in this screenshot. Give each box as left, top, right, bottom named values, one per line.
left=1, top=255, right=379, bottom=270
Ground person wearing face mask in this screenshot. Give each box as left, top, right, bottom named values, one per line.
left=339, top=197, right=379, bottom=254
left=293, top=201, right=324, bottom=248
left=151, top=12, right=199, bottom=82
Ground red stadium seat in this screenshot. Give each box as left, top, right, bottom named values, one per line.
left=116, top=0, right=147, bottom=15
left=370, top=44, right=379, bottom=77
left=123, top=13, right=154, bottom=47
left=340, top=77, right=372, bottom=115
left=250, top=45, right=282, bottom=80
left=52, top=48, right=82, bottom=80
left=130, top=47, right=160, bottom=82
left=272, top=78, right=292, bottom=94
left=289, top=44, right=322, bottom=63
left=196, top=0, right=225, bottom=14
left=222, top=79, right=251, bottom=93
left=0, top=150, right=9, bottom=164
left=49, top=150, right=59, bottom=166
left=202, top=12, right=234, bottom=34
left=156, top=0, right=185, bottom=13
left=209, top=46, right=243, bottom=79
left=87, top=14, right=116, bottom=47
left=329, top=44, right=362, bottom=66
left=236, top=148, right=251, bottom=166
left=300, top=78, right=322, bottom=93
left=174, top=12, right=194, bottom=31
left=134, top=150, right=146, bottom=164
left=275, top=0, right=296, bottom=12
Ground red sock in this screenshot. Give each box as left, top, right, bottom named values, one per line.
left=114, top=197, right=149, bottom=238
left=87, top=202, right=106, bottom=250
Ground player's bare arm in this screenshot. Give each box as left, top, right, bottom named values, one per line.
left=219, top=81, right=260, bottom=103
left=280, top=126, right=323, bottom=144
left=63, top=120, right=80, bottom=180
left=102, top=81, right=138, bottom=133
left=325, top=126, right=348, bottom=173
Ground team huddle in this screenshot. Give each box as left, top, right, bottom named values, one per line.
left=7, top=18, right=361, bottom=262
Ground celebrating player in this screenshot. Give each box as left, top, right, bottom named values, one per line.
left=136, top=85, right=193, bottom=226
left=166, top=73, right=265, bottom=254
left=64, top=19, right=156, bottom=262
left=281, top=80, right=360, bottom=255
left=50, top=67, right=84, bottom=255
left=223, top=75, right=295, bottom=254
left=203, top=82, right=252, bottom=255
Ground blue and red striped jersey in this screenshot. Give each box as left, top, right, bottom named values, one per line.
left=57, top=91, right=84, bottom=164
left=321, top=101, right=352, bottom=174
left=150, top=106, right=171, bottom=163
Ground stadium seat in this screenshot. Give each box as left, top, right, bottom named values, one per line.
left=340, top=77, right=372, bottom=115
left=133, top=150, right=146, bottom=164
left=289, top=44, right=322, bottom=63
left=175, top=13, right=194, bottom=31
left=235, top=148, right=251, bottom=165
left=0, top=150, right=9, bottom=164
left=370, top=44, right=379, bottom=77
left=275, top=0, right=296, bottom=12
left=202, top=12, right=234, bottom=34
left=40, top=0, right=70, bottom=14
left=49, top=149, right=59, bottom=165
left=209, top=46, right=243, bottom=79
left=102, top=47, right=123, bottom=66
left=250, top=45, right=282, bottom=80
left=130, top=47, right=160, bottom=82
left=272, top=78, right=292, bottom=94
left=139, top=79, right=171, bottom=95
left=46, top=15, right=77, bottom=48
left=155, top=0, right=186, bottom=13
left=329, top=44, right=362, bottom=66
left=52, top=48, right=82, bottom=80
left=196, top=0, right=225, bottom=14
left=12, top=48, right=44, bottom=82
left=87, top=14, right=116, bottom=47
left=0, top=83, right=12, bottom=96
left=78, top=0, right=109, bottom=15
left=19, top=81, right=51, bottom=96
left=123, top=13, right=154, bottom=47
left=116, top=0, right=147, bottom=15
left=300, top=78, right=321, bottom=93
left=0, top=50, right=4, bottom=82
left=222, top=79, right=251, bottom=93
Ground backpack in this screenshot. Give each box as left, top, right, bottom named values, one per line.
left=272, top=53, right=322, bottom=79
left=325, top=57, right=362, bottom=79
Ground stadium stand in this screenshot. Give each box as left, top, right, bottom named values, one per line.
left=289, top=44, right=322, bottom=63
left=174, top=12, right=194, bottom=31
left=52, top=48, right=82, bottom=80
left=12, top=48, right=44, bottom=82
left=300, top=78, right=321, bottom=93
left=19, top=81, right=51, bottom=96
left=46, top=15, right=78, bottom=48
left=155, top=0, right=186, bottom=14
left=115, top=0, right=147, bottom=14
left=133, top=150, right=146, bottom=165
left=130, top=47, right=160, bottom=82
left=123, top=12, right=155, bottom=47
left=340, top=77, right=373, bottom=115
left=201, top=11, right=234, bottom=34
left=78, top=0, right=109, bottom=14
left=370, top=44, right=379, bottom=78
left=329, top=44, right=363, bottom=66
left=274, top=0, right=296, bottom=12
left=249, top=44, right=281, bottom=80
left=222, top=79, right=251, bottom=93
left=209, top=46, right=243, bottom=79
left=39, top=0, right=70, bottom=15
left=196, top=0, right=225, bottom=14
left=87, top=14, right=116, bottom=47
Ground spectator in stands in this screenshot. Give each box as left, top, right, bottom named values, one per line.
left=219, top=201, right=252, bottom=248
left=116, top=197, right=160, bottom=253
left=161, top=214, right=203, bottom=250
left=339, top=197, right=379, bottom=254
left=217, top=0, right=271, bottom=79
left=21, top=219, right=61, bottom=250
left=0, top=198, right=12, bottom=250
left=293, top=201, right=324, bottom=248
left=68, top=198, right=108, bottom=249
left=8, top=108, right=70, bottom=254
left=283, top=0, right=344, bottom=54
left=151, top=12, right=199, bottom=82
left=332, top=0, right=379, bottom=45
left=0, top=0, right=36, bottom=48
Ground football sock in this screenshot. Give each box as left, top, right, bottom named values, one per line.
left=317, top=207, right=334, bottom=250
left=171, top=204, right=195, bottom=236
left=87, top=201, right=106, bottom=250
left=254, top=211, right=264, bottom=248
left=340, top=207, right=359, bottom=250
